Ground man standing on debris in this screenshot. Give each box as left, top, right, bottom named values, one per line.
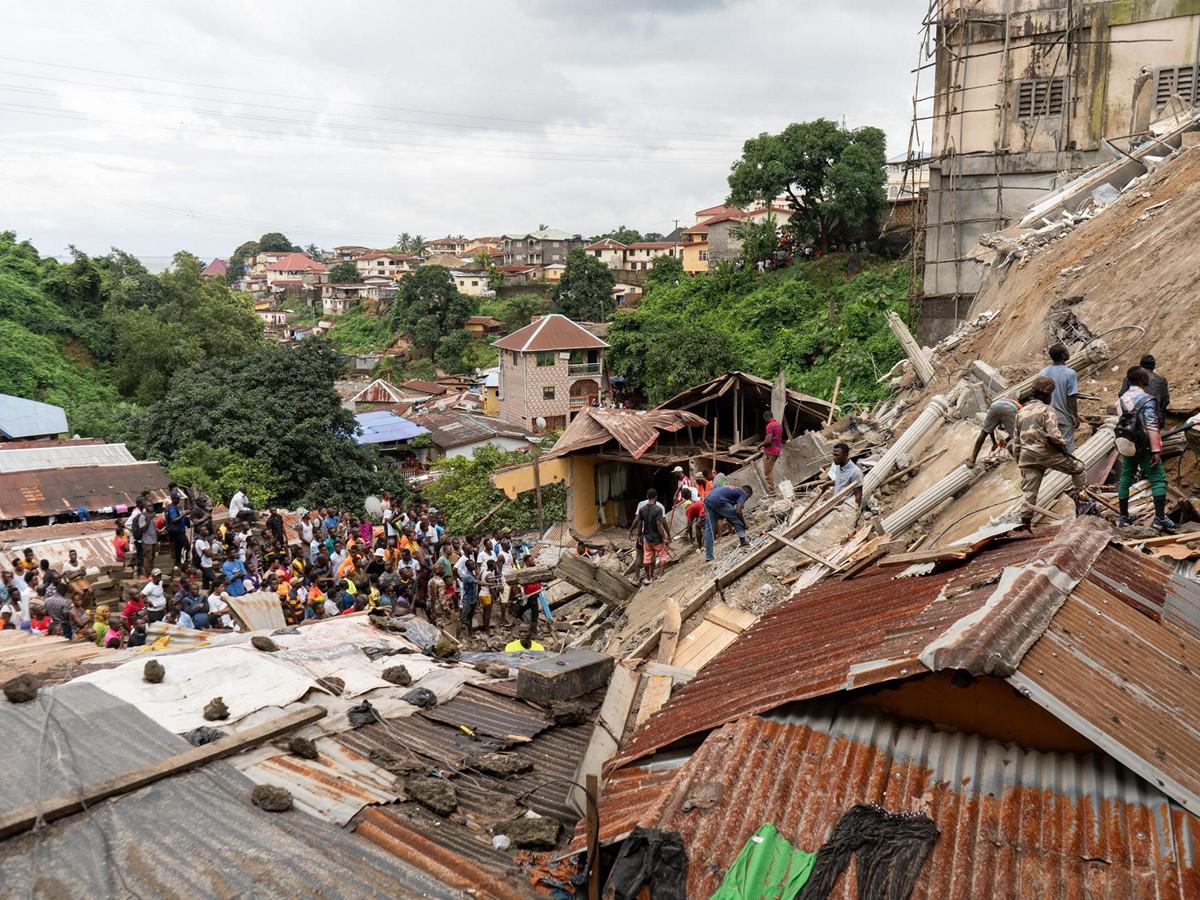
left=1115, top=366, right=1175, bottom=531
left=965, top=397, right=1021, bottom=467
left=828, top=442, right=864, bottom=512
left=632, top=488, right=670, bottom=584
left=1039, top=343, right=1081, bottom=453
left=762, top=410, right=783, bottom=496
left=1120, top=354, right=1169, bottom=415
left=703, top=484, right=753, bottom=562
left=1014, top=375, right=1087, bottom=529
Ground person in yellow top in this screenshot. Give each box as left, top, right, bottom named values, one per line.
left=504, top=622, right=545, bottom=653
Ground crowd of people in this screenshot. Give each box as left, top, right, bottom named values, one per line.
left=1, top=485, right=554, bottom=652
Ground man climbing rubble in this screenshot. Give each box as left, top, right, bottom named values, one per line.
left=1014, top=375, right=1086, bottom=530
left=703, top=484, right=753, bottom=562
left=762, top=409, right=783, bottom=496
left=1115, top=366, right=1175, bottom=532
left=1038, top=343, right=1081, bottom=453
left=965, top=397, right=1020, bottom=468
left=828, top=442, right=863, bottom=512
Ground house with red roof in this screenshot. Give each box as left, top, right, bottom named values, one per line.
left=493, top=314, right=608, bottom=430
left=201, top=258, right=228, bottom=278
left=264, top=252, right=328, bottom=286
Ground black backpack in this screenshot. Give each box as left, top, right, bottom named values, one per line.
left=1115, top=395, right=1150, bottom=455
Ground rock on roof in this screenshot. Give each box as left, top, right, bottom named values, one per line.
left=493, top=314, right=608, bottom=353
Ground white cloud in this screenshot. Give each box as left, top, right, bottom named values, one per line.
left=1, top=0, right=927, bottom=263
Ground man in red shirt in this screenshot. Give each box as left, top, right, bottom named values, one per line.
left=762, top=410, right=784, bottom=495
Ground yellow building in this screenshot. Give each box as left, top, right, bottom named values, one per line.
left=681, top=224, right=709, bottom=274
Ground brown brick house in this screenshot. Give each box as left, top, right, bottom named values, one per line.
left=494, top=314, right=607, bottom=431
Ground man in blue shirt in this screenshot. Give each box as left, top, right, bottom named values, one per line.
left=1038, top=343, right=1080, bottom=453
left=221, top=551, right=249, bottom=597
left=703, top=484, right=754, bottom=562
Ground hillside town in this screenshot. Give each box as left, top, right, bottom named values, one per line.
left=5, top=1, right=1200, bottom=898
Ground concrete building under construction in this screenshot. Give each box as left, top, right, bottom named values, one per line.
left=919, top=0, right=1200, bottom=318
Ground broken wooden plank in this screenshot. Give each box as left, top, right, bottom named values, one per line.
left=672, top=602, right=759, bottom=673
left=636, top=598, right=681, bottom=727
left=640, top=661, right=697, bottom=683
left=568, top=660, right=640, bottom=815
left=0, top=706, right=326, bottom=840
left=1119, top=531, right=1200, bottom=547
left=762, top=530, right=845, bottom=571
left=556, top=553, right=636, bottom=608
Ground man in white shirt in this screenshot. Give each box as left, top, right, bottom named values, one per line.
left=193, top=528, right=215, bottom=589
left=17, top=572, right=37, bottom=621
left=828, top=442, right=864, bottom=511
left=228, top=486, right=253, bottom=522
left=141, top=569, right=167, bottom=622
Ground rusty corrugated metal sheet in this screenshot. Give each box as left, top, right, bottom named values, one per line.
left=920, top=517, right=1111, bottom=676
left=422, top=683, right=553, bottom=740
left=602, top=709, right=1200, bottom=899
left=0, top=462, right=168, bottom=521
left=565, top=764, right=678, bottom=854
left=1013, top=586, right=1200, bottom=816
left=236, top=739, right=401, bottom=825
left=1088, top=542, right=1170, bottom=619
left=0, top=519, right=122, bottom=574
left=612, top=533, right=1057, bottom=770
left=546, top=408, right=706, bottom=460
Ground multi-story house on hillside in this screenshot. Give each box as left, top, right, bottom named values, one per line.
left=494, top=314, right=607, bottom=431
left=500, top=229, right=584, bottom=267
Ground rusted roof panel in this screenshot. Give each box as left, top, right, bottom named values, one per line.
left=613, top=535, right=1058, bottom=768
left=566, top=764, right=678, bottom=853
left=0, top=520, right=122, bottom=574
left=547, top=407, right=707, bottom=460
left=1088, top=542, right=1170, bottom=619
left=0, top=462, right=168, bottom=520
left=1013, top=586, right=1200, bottom=815
left=602, top=709, right=1200, bottom=899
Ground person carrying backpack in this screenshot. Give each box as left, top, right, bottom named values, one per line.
left=1115, top=366, right=1174, bottom=531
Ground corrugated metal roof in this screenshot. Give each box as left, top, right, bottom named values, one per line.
left=352, top=410, right=429, bottom=445
left=407, top=410, right=536, bottom=450
left=348, top=378, right=407, bottom=404
left=613, top=532, right=1056, bottom=769
left=1013, top=583, right=1200, bottom=815
left=0, top=441, right=137, bottom=473
left=0, top=394, right=68, bottom=439
left=653, top=370, right=833, bottom=425
left=422, top=683, right=553, bottom=740
left=0, top=681, right=463, bottom=898
left=599, top=708, right=1200, bottom=899
left=0, top=519, right=122, bottom=574
left=546, top=407, right=707, bottom=460
left=0, top=462, right=169, bottom=520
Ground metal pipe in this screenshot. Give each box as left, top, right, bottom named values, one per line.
left=880, top=463, right=983, bottom=536
left=863, top=395, right=949, bottom=498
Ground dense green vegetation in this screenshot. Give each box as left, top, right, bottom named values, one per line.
left=329, top=307, right=393, bottom=353
left=423, top=445, right=566, bottom=535
left=608, top=255, right=910, bottom=407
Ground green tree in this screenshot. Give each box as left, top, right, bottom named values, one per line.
left=169, top=442, right=282, bottom=508
left=727, top=119, right=886, bottom=251
left=553, top=248, right=616, bottom=322
left=391, top=266, right=473, bottom=358
left=645, top=255, right=685, bottom=293
left=499, top=294, right=545, bottom=333
left=732, top=213, right=780, bottom=266
left=591, top=225, right=643, bottom=244
left=434, top=328, right=472, bottom=373
left=136, top=339, right=404, bottom=507
left=328, top=261, right=361, bottom=283
left=258, top=232, right=297, bottom=252
left=225, top=232, right=298, bottom=283
left=424, top=445, right=565, bottom=534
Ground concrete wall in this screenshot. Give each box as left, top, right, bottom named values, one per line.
left=499, top=350, right=604, bottom=428
left=706, top=221, right=743, bottom=265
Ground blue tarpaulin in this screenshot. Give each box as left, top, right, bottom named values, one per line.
left=354, top=410, right=429, bottom=445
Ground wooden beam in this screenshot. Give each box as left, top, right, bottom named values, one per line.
left=0, top=706, right=327, bottom=840
left=635, top=598, right=680, bottom=726
left=555, top=553, right=636, bottom=608
left=762, top=530, right=845, bottom=571
left=825, top=376, right=841, bottom=427
left=1119, top=531, right=1200, bottom=547
left=568, top=660, right=639, bottom=814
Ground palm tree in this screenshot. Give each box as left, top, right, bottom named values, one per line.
left=412, top=234, right=427, bottom=256
left=395, top=232, right=413, bottom=253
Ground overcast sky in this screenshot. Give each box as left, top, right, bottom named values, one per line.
left=3, top=0, right=928, bottom=264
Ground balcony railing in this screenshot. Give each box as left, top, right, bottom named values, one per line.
left=568, top=363, right=602, bottom=376
left=569, top=396, right=593, bottom=407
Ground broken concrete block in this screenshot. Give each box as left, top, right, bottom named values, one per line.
left=516, top=649, right=614, bottom=702
left=968, top=361, right=1008, bottom=396
left=3, top=674, right=39, bottom=703
left=251, top=784, right=293, bottom=812
left=143, top=660, right=165, bottom=683
left=497, top=814, right=561, bottom=850
left=203, top=697, right=229, bottom=721
left=289, top=736, right=319, bottom=760
left=408, top=777, right=458, bottom=816
left=466, top=752, right=533, bottom=778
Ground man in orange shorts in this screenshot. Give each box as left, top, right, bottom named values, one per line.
left=633, top=488, right=670, bottom=585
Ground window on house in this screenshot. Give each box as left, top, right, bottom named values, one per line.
left=543, top=386, right=556, bottom=400
left=471, top=280, right=478, bottom=286
left=536, top=351, right=556, bottom=366
left=1155, top=65, right=1197, bottom=106
left=699, top=250, right=708, bottom=261
left=594, top=250, right=602, bottom=257
left=1015, top=77, right=1066, bottom=119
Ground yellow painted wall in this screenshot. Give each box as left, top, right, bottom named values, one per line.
left=682, top=242, right=708, bottom=274
left=492, top=456, right=570, bottom=498
left=482, top=385, right=500, bottom=417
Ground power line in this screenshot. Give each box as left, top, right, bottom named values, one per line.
left=0, top=54, right=747, bottom=141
